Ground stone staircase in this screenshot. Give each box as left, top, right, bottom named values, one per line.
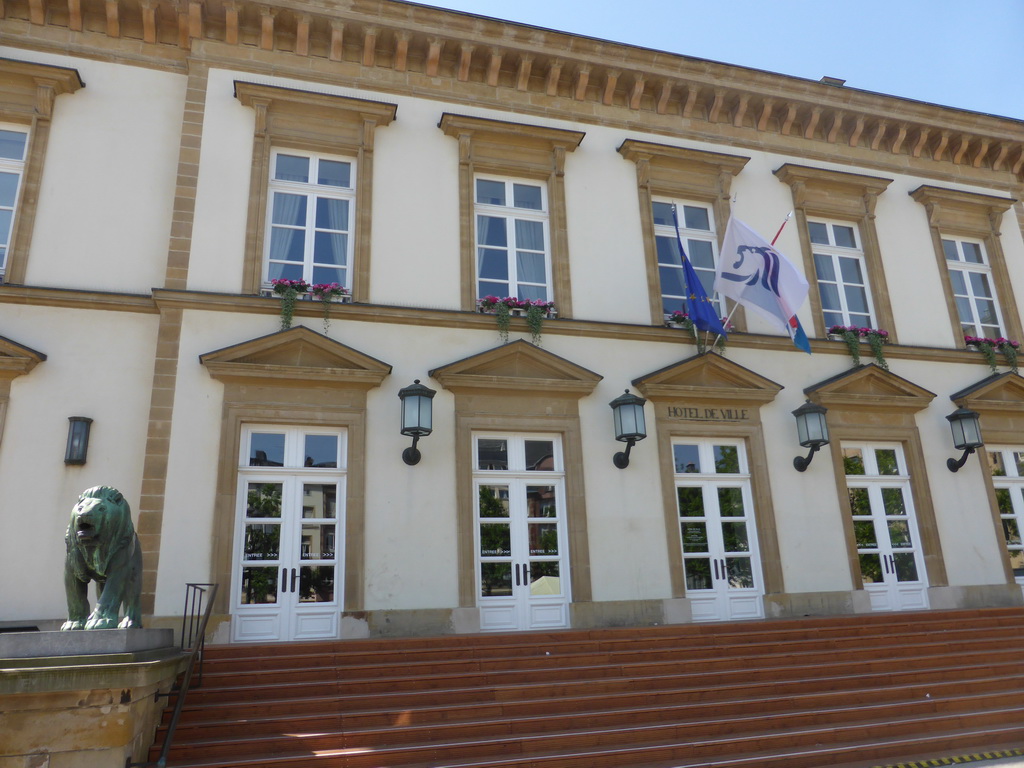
left=152, top=606, right=1024, bottom=767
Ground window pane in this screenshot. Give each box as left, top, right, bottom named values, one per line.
left=272, top=193, right=307, bottom=226
left=478, top=439, right=508, bottom=470
left=892, top=552, right=919, bottom=582
left=859, top=554, right=883, bottom=583
left=682, top=205, right=710, bottom=230
left=948, top=270, right=967, bottom=294
left=527, top=486, right=557, bottom=518
left=529, top=563, right=561, bottom=595
left=718, top=487, right=744, bottom=516
left=518, top=284, right=547, bottom=302
left=813, top=253, right=837, bottom=282
left=721, top=521, right=749, bottom=552
left=268, top=228, right=305, bottom=262
left=1015, top=452, right=1024, bottom=475
left=0, top=130, right=27, bottom=161
left=303, top=435, right=338, bottom=468
left=314, top=232, right=347, bottom=266
left=513, top=184, right=542, bottom=210
left=687, top=239, right=714, bottom=270
left=302, top=484, right=336, bottom=519
left=969, top=271, right=993, bottom=298
left=941, top=239, right=958, bottom=261
left=962, top=242, right=984, bottom=264
left=525, top=441, right=555, bottom=470
left=0, top=210, right=11, bottom=244
left=996, top=488, right=1013, bottom=514
left=833, top=225, right=856, bottom=248
left=317, top=160, right=351, bottom=188
left=476, top=179, right=505, bottom=205
left=480, top=563, right=512, bottom=596
left=684, top=558, right=712, bottom=590
left=477, top=216, right=507, bottom=246
left=725, top=557, right=754, bottom=588
left=843, top=448, right=865, bottom=475
left=528, top=522, right=559, bottom=555
left=674, top=444, right=701, bottom=473
left=298, top=566, right=334, bottom=602
left=652, top=202, right=674, bottom=226
left=478, top=249, right=509, bottom=280
left=848, top=487, right=870, bottom=516
left=838, top=256, right=864, bottom=284
left=677, top=487, right=704, bottom=517
left=844, top=285, right=869, bottom=314
left=244, top=523, right=280, bottom=560
left=854, top=520, right=877, bottom=548
left=1002, top=518, right=1021, bottom=546
left=976, top=299, right=998, bottom=326
left=887, top=520, right=912, bottom=547
left=517, top=251, right=546, bottom=284
left=275, top=154, right=309, bottom=183
left=659, top=266, right=686, bottom=296
left=312, top=266, right=343, bottom=284
left=300, top=524, right=335, bottom=559
left=250, top=434, right=285, bottom=466
left=808, top=222, right=829, bottom=245
left=1008, top=550, right=1024, bottom=578
left=818, top=283, right=842, bottom=311
left=240, top=567, right=278, bottom=604
left=656, top=236, right=682, bottom=266
left=478, top=485, right=509, bottom=517
left=713, top=445, right=740, bottom=474
left=480, top=523, right=511, bottom=556
left=0, top=172, right=18, bottom=208
left=515, top=219, right=544, bottom=251
left=882, top=488, right=906, bottom=516
left=246, top=483, right=282, bottom=518
left=315, top=198, right=348, bottom=230
left=267, top=262, right=303, bottom=281
left=875, top=449, right=899, bottom=475
left=681, top=522, right=708, bottom=552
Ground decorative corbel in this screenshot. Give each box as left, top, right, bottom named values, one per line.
left=553, top=144, right=566, bottom=178
left=863, top=191, right=878, bottom=220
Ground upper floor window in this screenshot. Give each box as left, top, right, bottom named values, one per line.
left=808, top=219, right=875, bottom=329
left=942, top=235, right=1004, bottom=338
left=264, top=150, right=355, bottom=289
left=0, top=128, right=27, bottom=279
left=475, top=177, right=550, bottom=302
left=653, top=200, right=721, bottom=317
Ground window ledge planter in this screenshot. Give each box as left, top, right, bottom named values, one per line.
left=965, top=335, right=1020, bottom=374
left=267, top=280, right=351, bottom=332
left=477, top=296, right=557, bottom=345
left=827, top=325, right=889, bottom=370
left=665, top=311, right=731, bottom=355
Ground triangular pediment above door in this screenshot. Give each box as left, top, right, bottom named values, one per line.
left=200, top=326, right=391, bottom=390
left=804, top=363, right=935, bottom=413
left=951, top=372, right=1024, bottom=414
left=632, top=352, right=782, bottom=405
left=0, top=333, right=46, bottom=381
left=429, top=339, right=602, bottom=397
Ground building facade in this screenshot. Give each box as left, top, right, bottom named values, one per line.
left=2, top=0, right=1023, bottom=642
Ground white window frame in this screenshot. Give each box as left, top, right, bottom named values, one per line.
left=988, top=446, right=1024, bottom=585
left=652, top=198, right=722, bottom=318
left=942, top=235, right=1005, bottom=338
left=0, top=125, right=29, bottom=280
left=262, top=148, right=356, bottom=290
left=807, top=218, right=876, bottom=329
left=474, top=175, right=552, bottom=302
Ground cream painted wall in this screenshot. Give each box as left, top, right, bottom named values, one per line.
left=0, top=47, right=186, bottom=293
left=0, top=305, right=157, bottom=622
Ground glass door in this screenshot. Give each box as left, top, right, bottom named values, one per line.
left=843, top=444, right=928, bottom=611
left=475, top=434, right=570, bottom=631
left=232, top=427, right=345, bottom=642
left=673, top=440, right=764, bottom=622
left=988, top=447, right=1024, bottom=585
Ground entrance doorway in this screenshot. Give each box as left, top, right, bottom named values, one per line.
left=474, top=434, right=570, bottom=631
left=842, top=443, right=929, bottom=611
left=231, top=426, right=345, bottom=642
left=673, top=440, right=765, bottom=622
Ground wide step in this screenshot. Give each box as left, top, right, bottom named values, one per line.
left=153, top=607, right=1024, bottom=767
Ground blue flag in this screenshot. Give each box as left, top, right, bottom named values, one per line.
left=672, top=205, right=728, bottom=338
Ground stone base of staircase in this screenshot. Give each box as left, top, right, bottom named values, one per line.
left=151, top=607, right=1024, bottom=767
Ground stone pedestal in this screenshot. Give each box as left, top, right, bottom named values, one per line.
left=0, top=630, right=187, bottom=768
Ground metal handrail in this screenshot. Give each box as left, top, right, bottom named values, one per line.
left=128, top=582, right=219, bottom=768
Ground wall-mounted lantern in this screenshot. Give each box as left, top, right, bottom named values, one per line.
left=792, top=401, right=829, bottom=472
left=609, top=389, right=647, bottom=469
left=945, top=407, right=983, bottom=472
left=398, top=379, right=436, bottom=465
left=65, top=417, right=93, bottom=465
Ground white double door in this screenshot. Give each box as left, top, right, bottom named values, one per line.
left=475, top=434, right=571, bottom=632
left=674, top=440, right=765, bottom=622
left=232, top=427, right=345, bottom=642
left=843, top=443, right=929, bottom=612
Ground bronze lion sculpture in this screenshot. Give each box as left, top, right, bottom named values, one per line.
left=61, top=486, right=143, bottom=630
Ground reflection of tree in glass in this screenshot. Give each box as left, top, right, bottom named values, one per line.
left=300, top=566, right=334, bottom=602
left=843, top=454, right=865, bottom=475
left=718, top=487, right=743, bottom=516
left=996, top=488, right=1013, bottom=514
left=677, top=487, right=703, bottom=517
left=478, top=486, right=508, bottom=518
left=245, top=525, right=280, bottom=560
left=848, top=488, right=870, bottom=515
left=481, top=563, right=511, bottom=596
left=875, top=450, right=898, bottom=475
left=479, top=523, right=510, bottom=557
left=247, top=483, right=282, bottom=518
left=714, top=445, right=739, bottom=473
left=535, top=528, right=558, bottom=555
left=882, top=488, right=905, bottom=516
left=721, top=521, right=749, bottom=553
left=859, top=554, right=883, bottom=583
left=242, top=567, right=277, bottom=605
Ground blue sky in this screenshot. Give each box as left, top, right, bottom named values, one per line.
left=416, top=1, right=1024, bottom=120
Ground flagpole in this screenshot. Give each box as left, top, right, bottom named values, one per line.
left=710, top=211, right=794, bottom=349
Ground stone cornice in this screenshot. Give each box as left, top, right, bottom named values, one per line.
left=1, top=0, right=1021, bottom=186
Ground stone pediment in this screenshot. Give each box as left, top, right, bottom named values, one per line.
left=805, top=364, right=935, bottom=412
left=200, top=326, right=391, bottom=390
left=951, top=372, right=1024, bottom=415
left=632, top=353, right=782, bottom=405
left=0, top=334, right=46, bottom=382
left=429, top=340, right=601, bottom=397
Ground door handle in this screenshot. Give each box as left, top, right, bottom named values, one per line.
left=713, top=559, right=720, bottom=580
left=515, top=563, right=520, bottom=586
left=720, top=559, right=727, bottom=582
left=291, top=568, right=298, bottom=593
left=281, top=568, right=287, bottom=593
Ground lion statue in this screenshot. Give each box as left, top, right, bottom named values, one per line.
left=61, top=486, right=143, bottom=630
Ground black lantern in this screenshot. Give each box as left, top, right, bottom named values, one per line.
left=792, top=401, right=829, bottom=472
left=946, top=407, right=983, bottom=472
left=65, top=417, right=93, bottom=465
left=609, top=389, right=647, bottom=468
left=398, top=379, right=436, bottom=465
